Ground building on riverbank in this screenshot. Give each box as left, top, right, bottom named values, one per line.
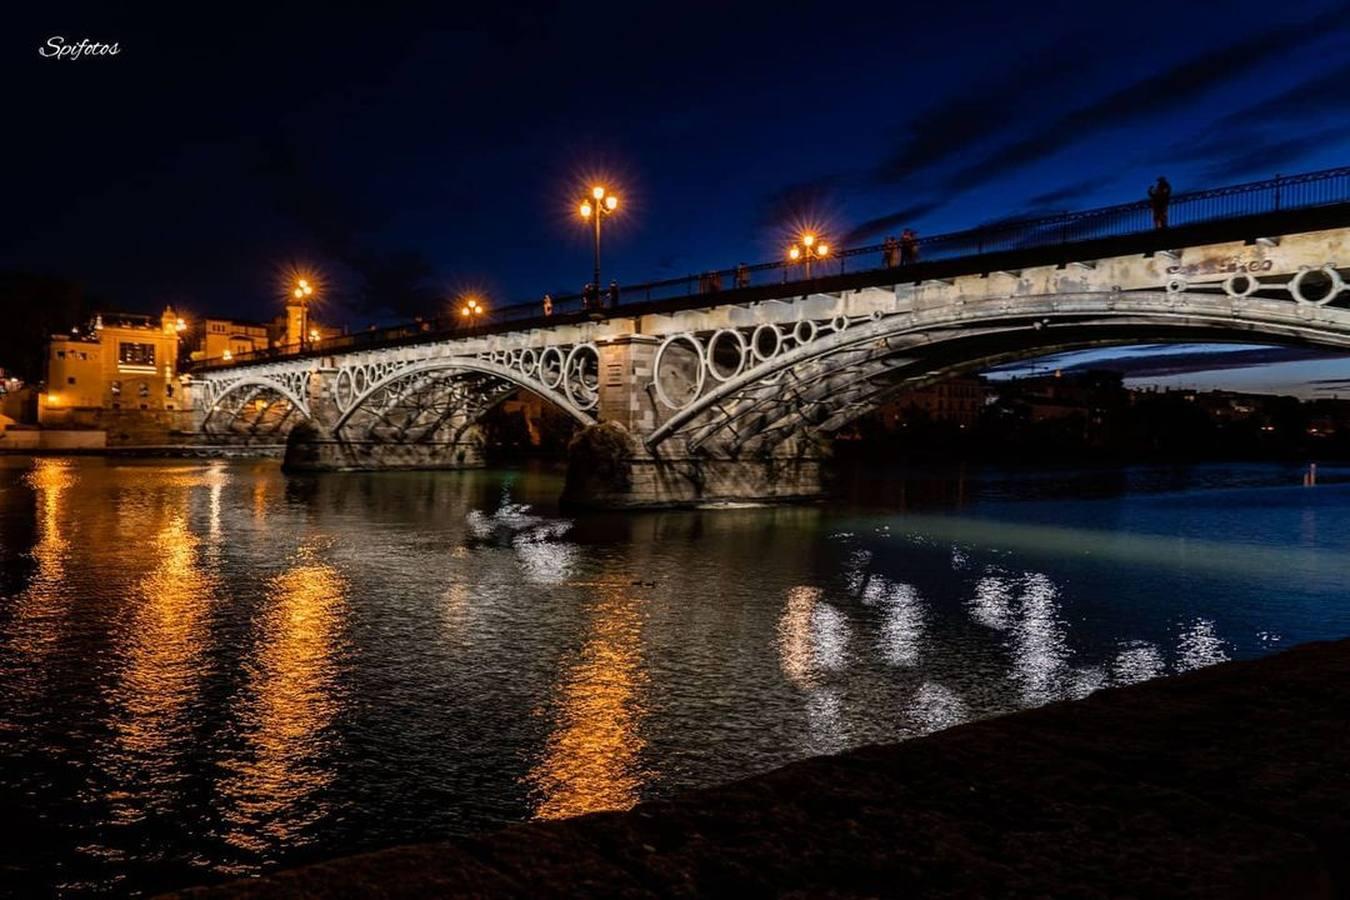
left=36, top=308, right=195, bottom=445
left=187, top=305, right=345, bottom=364
left=188, top=317, right=273, bottom=363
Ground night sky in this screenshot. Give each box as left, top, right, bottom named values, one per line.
left=6, top=0, right=1350, bottom=389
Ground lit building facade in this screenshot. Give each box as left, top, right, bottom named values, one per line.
left=190, top=318, right=272, bottom=362
left=39, top=308, right=191, bottom=435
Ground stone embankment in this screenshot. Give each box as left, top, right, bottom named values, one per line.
left=171, top=638, right=1350, bottom=899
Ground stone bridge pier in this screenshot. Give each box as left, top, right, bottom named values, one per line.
left=561, top=334, right=830, bottom=508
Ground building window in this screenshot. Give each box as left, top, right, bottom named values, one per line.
left=165, top=383, right=175, bottom=398
left=111, top=380, right=121, bottom=396
left=67, top=376, right=76, bottom=385
left=56, top=350, right=66, bottom=359
left=138, top=382, right=149, bottom=398
left=119, top=342, right=156, bottom=367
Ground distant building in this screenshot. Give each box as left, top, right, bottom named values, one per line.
left=189, top=300, right=343, bottom=363
left=189, top=317, right=271, bottom=362
left=0, top=369, right=33, bottom=428
left=877, top=376, right=988, bottom=429
left=38, top=308, right=193, bottom=442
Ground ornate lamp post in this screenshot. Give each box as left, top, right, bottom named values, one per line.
left=458, top=295, right=485, bottom=326
left=291, top=277, right=316, bottom=349
left=578, top=185, right=619, bottom=298
left=787, top=232, right=830, bottom=279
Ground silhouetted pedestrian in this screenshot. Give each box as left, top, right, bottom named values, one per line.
left=900, top=228, right=919, bottom=264
left=883, top=236, right=899, bottom=268
left=1148, top=176, right=1172, bottom=229
left=608, top=280, right=619, bottom=308
left=735, top=263, right=750, bottom=288
left=543, top=293, right=554, bottom=316
left=581, top=283, right=594, bottom=311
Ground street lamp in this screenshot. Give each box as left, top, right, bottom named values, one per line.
left=459, top=295, right=485, bottom=324
left=787, top=233, right=830, bottom=279
left=291, top=277, right=316, bottom=349
left=578, top=185, right=619, bottom=298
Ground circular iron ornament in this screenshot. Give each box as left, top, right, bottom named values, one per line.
left=562, top=343, right=601, bottom=411
left=829, top=315, right=850, bottom=333
left=539, top=347, right=566, bottom=389
left=1165, top=277, right=1187, bottom=294
left=1222, top=272, right=1262, bottom=298
left=793, top=319, right=818, bottom=345
left=1289, top=265, right=1344, bottom=306
left=705, top=328, right=748, bottom=382
left=335, top=368, right=355, bottom=410
left=751, top=323, right=783, bottom=362
left=518, top=348, right=539, bottom=377
left=653, top=333, right=706, bottom=409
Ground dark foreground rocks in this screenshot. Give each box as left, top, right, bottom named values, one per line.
left=170, top=638, right=1350, bottom=899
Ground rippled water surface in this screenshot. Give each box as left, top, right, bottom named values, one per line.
left=1, top=456, right=1348, bottom=895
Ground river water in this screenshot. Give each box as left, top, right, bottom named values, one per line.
left=1, top=456, right=1347, bottom=895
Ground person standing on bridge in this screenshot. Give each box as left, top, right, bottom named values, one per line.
left=883, top=236, right=900, bottom=268
left=735, top=263, right=750, bottom=288
left=608, top=280, right=620, bottom=309
left=900, top=228, right=919, bottom=264
left=543, top=293, right=554, bottom=317
left=1149, top=176, right=1172, bottom=229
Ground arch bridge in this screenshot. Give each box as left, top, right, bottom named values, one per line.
left=192, top=203, right=1350, bottom=506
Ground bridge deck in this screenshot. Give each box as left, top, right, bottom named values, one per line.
left=193, top=201, right=1350, bottom=374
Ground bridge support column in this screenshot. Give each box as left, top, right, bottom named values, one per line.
left=562, top=335, right=828, bottom=508
left=281, top=368, right=486, bottom=472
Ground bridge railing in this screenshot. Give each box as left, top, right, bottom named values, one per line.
left=197, top=165, right=1350, bottom=369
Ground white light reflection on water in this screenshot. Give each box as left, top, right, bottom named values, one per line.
left=1010, top=572, right=1071, bottom=706
left=867, top=578, right=925, bottom=667
left=1111, top=641, right=1166, bottom=685
left=1176, top=619, right=1230, bottom=672
left=968, top=573, right=1015, bottom=631
left=777, top=586, right=853, bottom=752
left=911, top=682, right=968, bottom=735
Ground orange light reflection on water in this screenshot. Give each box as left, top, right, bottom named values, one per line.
left=10, top=459, right=77, bottom=660
left=219, top=545, right=348, bottom=856
left=527, top=585, right=648, bottom=821
left=107, top=515, right=216, bottom=792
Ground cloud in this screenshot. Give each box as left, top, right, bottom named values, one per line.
left=1197, top=123, right=1350, bottom=182
left=989, top=344, right=1346, bottom=379
left=1025, top=175, right=1119, bottom=210
left=924, top=4, right=1350, bottom=195
left=756, top=176, right=844, bottom=229
left=1211, top=60, right=1350, bottom=129
left=255, top=136, right=441, bottom=317
left=872, top=42, right=1078, bottom=183
left=842, top=199, right=946, bottom=245
left=1156, top=61, right=1350, bottom=180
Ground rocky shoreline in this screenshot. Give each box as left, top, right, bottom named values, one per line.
left=169, top=638, right=1350, bottom=898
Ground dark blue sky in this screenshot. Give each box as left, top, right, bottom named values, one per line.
left=5, top=0, right=1350, bottom=342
